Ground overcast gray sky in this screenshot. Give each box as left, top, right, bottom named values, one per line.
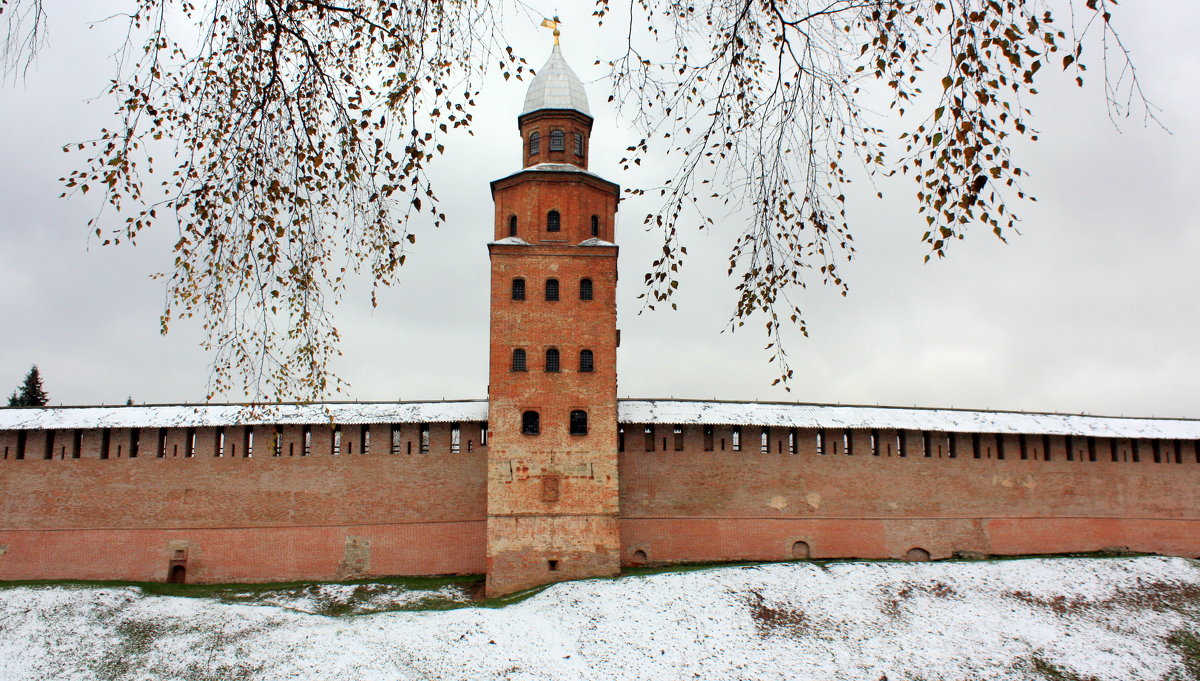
left=1, top=1, right=1197, bottom=418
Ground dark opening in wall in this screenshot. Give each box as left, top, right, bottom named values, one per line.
left=1174, top=440, right=1183, bottom=464
left=545, top=278, right=559, bottom=300
left=508, top=215, right=518, bottom=237
left=43, top=430, right=55, bottom=460
left=642, top=425, right=655, bottom=451
left=15, top=431, right=26, bottom=460
left=1042, top=434, right=1052, bottom=461
left=215, top=427, right=225, bottom=457
left=512, top=278, right=526, bottom=300
left=1152, top=439, right=1162, bottom=464
left=720, top=438, right=725, bottom=451
left=701, top=425, right=713, bottom=452
left=546, top=211, right=561, bottom=233
left=569, top=410, right=589, bottom=436
left=760, top=428, right=769, bottom=453
left=545, top=348, right=560, bottom=372
left=922, top=431, right=931, bottom=458
left=632, top=549, right=648, bottom=564
left=274, top=425, right=284, bottom=457
left=897, top=431, right=907, bottom=458
left=481, top=422, right=487, bottom=446
left=590, top=215, right=599, bottom=237
left=871, top=429, right=880, bottom=456
left=332, top=426, right=342, bottom=455
left=303, top=425, right=312, bottom=456
left=549, top=129, right=565, bottom=151
left=1019, top=434, right=1028, bottom=460
left=1131, top=439, right=1141, bottom=463
left=618, top=425, right=625, bottom=452
left=788, top=428, right=797, bottom=454
left=792, top=541, right=811, bottom=560
left=547, top=559, right=559, bottom=572
left=73, top=429, right=83, bottom=459
left=995, top=433, right=1005, bottom=460
left=732, top=426, right=742, bottom=452
left=947, top=433, right=956, bottom=458
left=451, top=423, right=461, bottom=453
left=574, top=132, right=584, bottom=156
left=579, top=278, right=593, bottom=301
left=579, top=349, right=594, bottom=372
left=420, top=423, right=430, bottom=453
left=843, top=430, right=853, bottom=456
left=672, top=425, right=683, bottom=451
left=905, top=547, right=931, bottom=562
left=972, top=433, right=981, bottom=459
left=816, top=429, right=825, bottom=455
left=512, top=348, right=527, bottom=372
left=528, top=131, right=540, bottom=155
left=522, top=411, right=540, bottom=435
left=1110, top=438, right=1119, bottom=463
left=103, top=429, right=113, bottom=459
left=168, top=563, right=187, bottom=584
left=1065, top=435, right=1075, bottom=461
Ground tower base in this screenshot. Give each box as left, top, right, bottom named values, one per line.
left=485, top=514, right=620, bottom=597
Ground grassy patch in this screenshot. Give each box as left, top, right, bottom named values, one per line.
left=1029, top=655, right=1099, bottom=681
left=1167, top=629, right=1200, bottom=681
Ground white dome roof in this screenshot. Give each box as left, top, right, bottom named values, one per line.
left=521, top=44, right=591, bottom=117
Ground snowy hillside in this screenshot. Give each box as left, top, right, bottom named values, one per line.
left=0, top=557, right=1197, bottom=681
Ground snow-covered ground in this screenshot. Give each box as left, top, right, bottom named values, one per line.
left=0, top=557, right=1197, bottom=681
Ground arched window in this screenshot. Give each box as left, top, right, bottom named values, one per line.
left=590, top=215, right=599, bottom=237
left=545, top=278, right=559, bottom=301
left=579, top=278, right=593, bottom=301
left=574, top=133, right=584, bottom=156
left=569, top=410, right=588, bottom=435
left=522, top=410, right=540, bottom=435
left=547, top=210, right=561, bottom=232
left=545, top=348, right=560, bottom=372
left=511, top=278, right=525, bottom=300
left=579, top=349, right=594, bottom=373
left=508, top=215, right=517, bottom=237
left=549, top=129, right=565, bottom=151
left=512, top=348, right=527, bottom=372
left=529, top=132, right=541, bottom=155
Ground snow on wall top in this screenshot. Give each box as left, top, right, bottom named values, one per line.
left=618, top=400, right=1200, bottom=440
left=0, top=401, right=488, bottom=431
left=0, top=399, right=1196, bottom=439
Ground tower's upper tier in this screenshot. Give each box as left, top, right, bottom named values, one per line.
left=521, top=44, right=591, bottom=117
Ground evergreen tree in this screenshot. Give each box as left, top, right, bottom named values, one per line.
left=7, top=366, right=49, bottom=407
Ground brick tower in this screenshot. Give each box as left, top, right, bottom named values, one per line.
left=485, top=38, right=622, bottom=596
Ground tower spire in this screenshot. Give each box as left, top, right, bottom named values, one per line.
left=539, top=16, right=562, bottom=45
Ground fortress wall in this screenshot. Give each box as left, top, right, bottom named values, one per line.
left=618, top=426, right=1200, bottom=565
left=0, top=422, right=488, bottom=583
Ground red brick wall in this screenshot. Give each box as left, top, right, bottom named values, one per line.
left=618, top=426, right=1200, bottom=564
left=0, top=425, right=487, bottom=583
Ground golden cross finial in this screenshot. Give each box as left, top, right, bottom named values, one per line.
left=539, top=16, right=562, bottom=45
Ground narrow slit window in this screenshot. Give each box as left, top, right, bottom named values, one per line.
left=618, top=425, right=625, bottom=451
left=922, top=431, right=931, bottom=458
left=545, top=278, right=559, bottom=301
left=947, top=433, right=956, bottom=458
left=760, top=428, right=769, bottom=453
left=972, top=433, right=981, bottom=459
left=844, top=430, right=853, bottom=456
left=816, top=429, right=825, bottom=456
left=451, top=423, right=461, bottom=453
left=420, top=424, right=430, bottom=453
left=215, top=427, right=224, bottom=457
left=245, top=428, right=254, bottom=458
left=508, top=215, right=518, bottom=237
left=512, top=278, right=526, bottom=300
left=549, top=129, right=565, bottom=151
left=16, top=431, right=26, bottom=460
left=303, top=425, right=312, bottom=456
left=512, top=348, right=528, bottom=372
left=547, top=210, right=561, bottom=233
left=182, top=428, right=192, bottom=459
left=590, top=215, right=599, bottom=237
left=522, top=411, right=540, bottom=435
left=481, top=422, right=488, bottom=446
left=732, top=426, right=742, bottom=452
left=644, top=425, right=655, bottom=451
left=43, top=430, right=55, bottom=460
left=274, top=425, right=283, bottom=457
left=579, top=349, right=594, bottom=373
left=361, top=427, right=369, bottom=455
left=570, top=410, right=588, bottom=435
left=996, top=434, right=1006, bottom=460
left=703, top=425, right=714, bottom=452
left=674, top=426, right=684, bottom=451
left=1019, top=434, right=1028, bottom=460
left=529, top=131, right=540, bottom=155
left=897, top=431, right=907, bottom=457
left=332, top=426, right=342, bottom=455
left=789, top=428, right=797, bottom=454
left=75, top=429, right=85, bottom=459
left=1043, top=434, right=1052, bottom=461
left=573, top=132, right=584, bottom=156
left=545, top=348, right=560, bottom=372
left=580, top=278, right=593, bottom=300
left=1066, top=435, right=1077, bottom=461
left=871, top=429, right=880, bottom=456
